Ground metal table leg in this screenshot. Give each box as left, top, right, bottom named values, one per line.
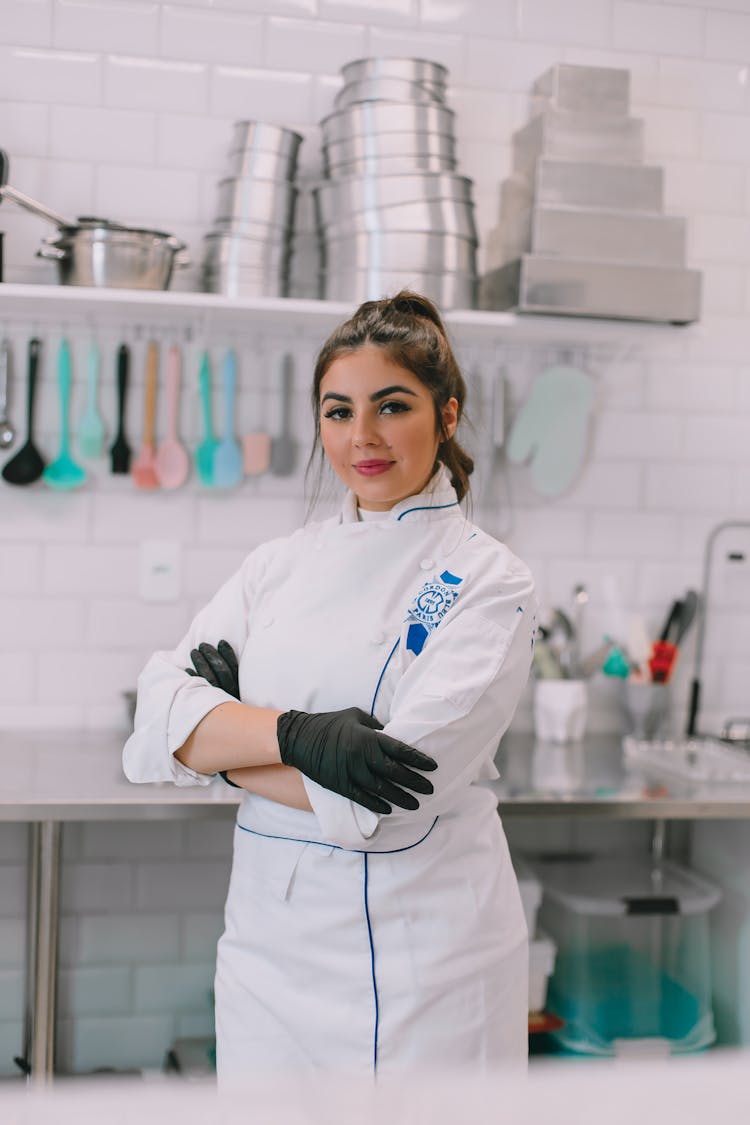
left=23, top=821, right=62, bottom=1083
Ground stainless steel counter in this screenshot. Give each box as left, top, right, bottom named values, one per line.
left=4, top=728, right=750, bottom=822
left=0, top=729, right=239, bottom=822
left=4, top=726, right=750, bottom=1083
left=492, top=732, right=750, bottom=819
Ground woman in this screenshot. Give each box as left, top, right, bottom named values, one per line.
left=123, top=291, right=537, bottom=1078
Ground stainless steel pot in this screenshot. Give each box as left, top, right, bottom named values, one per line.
left=38, top=220, right=189, bottom=289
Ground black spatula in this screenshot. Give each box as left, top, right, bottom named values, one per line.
left=1, top=337, right=45, bottom=486
left=110, top=343, right=132, bottom=474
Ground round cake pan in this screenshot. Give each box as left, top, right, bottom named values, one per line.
left=340, top=58, right=448, bottom=90
left=315, top=196, right=477, bottom=242
left=312, top=172, right=473, bottom=221
left=323, top=131, right=455, bottom=167
left=321, top=268, right=476, bottom=309
left=211, top=216, right=298, bottom=240
left=321, top=102, right=455, bottom=145
left=230, top=121, right=303, bottom=158
left=322, top=230, right=477, bottom=274
left=224, top=148, right=300, bottom=182
left=334, top=76, right=445, bottom=110
left=214, top=178, right=297, bottom=228
left=327, top=152, right=457, bottom=177
left=203, top=267, right=288, bottom=298
left=203, top=232, right=292, bottom=272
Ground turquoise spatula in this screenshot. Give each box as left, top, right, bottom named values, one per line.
left=43, top=339, right=87, bottom=490
left=213, top=349, right=243, bottom=489
left=195, top=351, right=219, bottom=487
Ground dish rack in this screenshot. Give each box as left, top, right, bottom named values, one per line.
left=623, top=735, right=750, bottom=788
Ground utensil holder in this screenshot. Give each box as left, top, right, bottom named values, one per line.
left=618, top=680, right=672, bottom=740
left=534, top=679, right=588, bottom=743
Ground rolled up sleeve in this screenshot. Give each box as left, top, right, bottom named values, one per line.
left=122, top=553, right=260, bottom=785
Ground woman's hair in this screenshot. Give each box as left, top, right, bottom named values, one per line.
left=306, top=290, right=474, bottom=509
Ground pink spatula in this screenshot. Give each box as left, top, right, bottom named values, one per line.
left=155, top=345, right=189, bottom=489
left=132, top=340, right=160, bottom=490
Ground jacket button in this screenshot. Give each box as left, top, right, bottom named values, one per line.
left=370, top=630, right=386, bottom=645
left=262, top=615, right=274, bottom=628
left=420, top=558, right=434, bottom=570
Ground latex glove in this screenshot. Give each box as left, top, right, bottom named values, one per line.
left=277, top=706, right=437, bottom=815
left=185, top=640, right=241, bottom=787
left=186, top=640, right=239, bottom=699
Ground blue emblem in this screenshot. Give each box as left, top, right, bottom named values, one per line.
left=405, top=569, right=463, bottom=654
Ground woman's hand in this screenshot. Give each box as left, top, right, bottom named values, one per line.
left=186, top=643, right=438, bottom=814
left=277, top=707, right=437, bottom=815
left=186, top=640, right=242, bottom=788
left=186, top=640, right=239, bottom=699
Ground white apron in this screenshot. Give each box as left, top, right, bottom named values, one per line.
left=123, top=468, right=537, bottom=1077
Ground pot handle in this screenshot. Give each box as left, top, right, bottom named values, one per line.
left=36, top=243, right=67, bottom=261
left=166, top=236, right=190, bottom=270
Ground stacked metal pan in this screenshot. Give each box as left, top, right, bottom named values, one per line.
left=314, top=58, right=478, bottom=308
left=479, top=63, right=701, bottom=323
left=202, top=121, right=302, bottom=298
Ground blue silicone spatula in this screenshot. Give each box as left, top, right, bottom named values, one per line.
left=213, top=349, right=243, bottom=489
left=195, top=351, right=219, bottom=487
left=43, top=339, right=87, bottom=490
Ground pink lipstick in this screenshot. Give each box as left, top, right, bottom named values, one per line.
left=354, top=460, right=393, bottom=476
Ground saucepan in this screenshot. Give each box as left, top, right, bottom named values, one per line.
left=0, top=148, right=189, bottom=289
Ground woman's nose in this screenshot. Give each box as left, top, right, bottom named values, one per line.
left=352, top=415, right=381, bottom=446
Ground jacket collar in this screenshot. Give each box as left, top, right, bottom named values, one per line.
left=340, top=464, right=461, bottom=526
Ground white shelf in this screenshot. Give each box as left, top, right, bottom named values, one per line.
left=0, top=282, right=695, bottom=346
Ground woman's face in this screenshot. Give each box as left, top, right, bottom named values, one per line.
left=319, top=345, right=458, bottom=511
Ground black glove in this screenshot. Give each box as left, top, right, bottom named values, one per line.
left=186, top=639, right=240, bottom=699
left=185, top=640, right=241, bottom=788
left=277, top=706, right=437, bottom=815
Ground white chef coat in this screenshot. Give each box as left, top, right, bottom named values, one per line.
left=123, top=466, right=537, bottom=1078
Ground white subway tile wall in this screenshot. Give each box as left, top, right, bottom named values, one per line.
left=0, top=0, right=749, bottom=1075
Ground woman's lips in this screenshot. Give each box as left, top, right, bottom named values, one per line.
left=354, top=460, right=394, bottom=477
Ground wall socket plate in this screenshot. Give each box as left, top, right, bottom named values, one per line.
left=138, top=540, right=182, bottom=602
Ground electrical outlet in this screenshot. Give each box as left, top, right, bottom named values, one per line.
left=139, top=540, right=182, bottom=602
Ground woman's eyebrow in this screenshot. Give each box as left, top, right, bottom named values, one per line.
left=321, top=384, right=418, bottom=404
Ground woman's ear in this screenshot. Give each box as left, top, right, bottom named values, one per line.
left=441, top=397, right=459, bottom=441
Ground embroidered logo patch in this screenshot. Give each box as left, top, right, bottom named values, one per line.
left=405, top=570, right=463, bottom=655
left=411, top=581, right=459, bottom=624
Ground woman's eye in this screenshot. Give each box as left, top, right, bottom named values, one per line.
left=323, top=406, right=351, bottom=420
left=380, top=400, right=410, bottom=415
